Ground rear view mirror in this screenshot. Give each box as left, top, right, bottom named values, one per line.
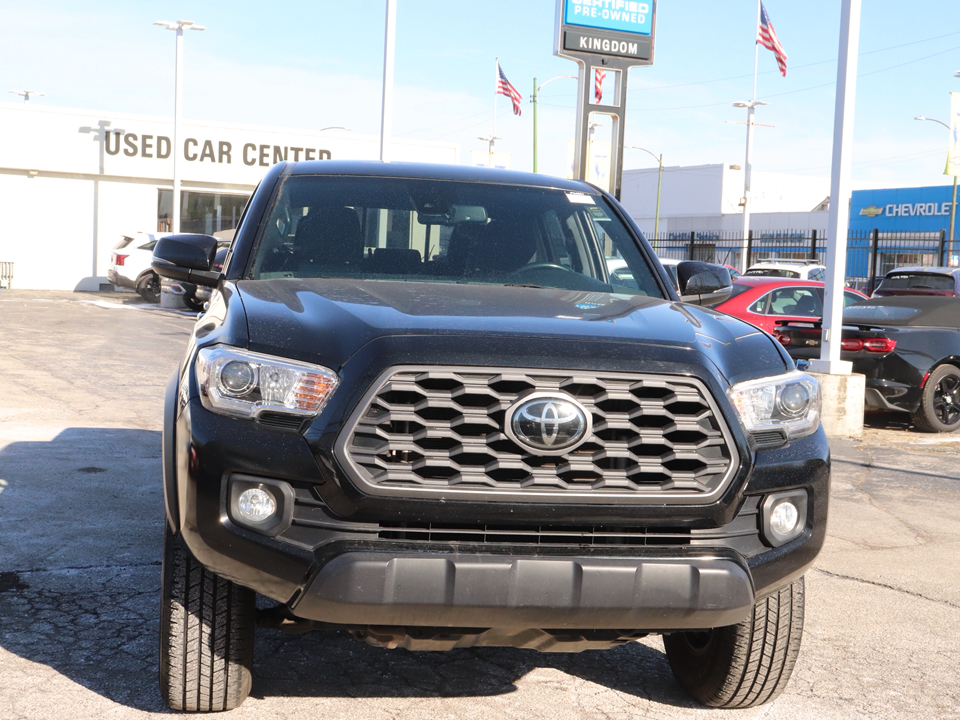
left=676, top=261, right=733, bottom=307
left=152, top=234, right=220, bottom=287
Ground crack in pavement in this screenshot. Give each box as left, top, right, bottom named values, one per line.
left=834, top=449, right=932, bottom=548
left=812, top=567, right=960, bottom=610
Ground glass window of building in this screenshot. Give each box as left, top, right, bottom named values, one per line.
left=158, top=190, right=251, bottom=234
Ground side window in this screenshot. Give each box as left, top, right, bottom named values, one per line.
left=749, top=293, right=769, bottom=314
left=843, top=290, right=864, bottom=307
left=810, top=268, right=825, bottom=282
left=767, top=288, right=822, bottom=316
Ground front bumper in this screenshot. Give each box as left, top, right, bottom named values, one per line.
left=291, top=547, right=754, bottom=630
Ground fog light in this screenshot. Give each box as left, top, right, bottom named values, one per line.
left=770, top=501, right=799, bottom=536
left=237, top=488, right=277, bottom=523
left=761, top=490, right=808, bottom=547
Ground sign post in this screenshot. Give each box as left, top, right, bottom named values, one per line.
left=555, top=0, right=656, bottom=200
left=946, top=92, right=960, bottom=262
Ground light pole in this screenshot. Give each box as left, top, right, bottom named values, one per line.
left=733, top=99, right=769, bottom=271
left=477, top=135, right=501, bottom=167
left=380, top=0, right=396, bottom=163
left=155, top=20, right=205, bottom=234
left=915, top=115, right=958, bottom=262
left=532, top=75, right=575, bottom=173
left=625, top=146, right=663, bottom=239
left=9, top=90, right=44, bottom=103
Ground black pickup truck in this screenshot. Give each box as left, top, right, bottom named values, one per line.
left=153, top=161, right=828, bottom=712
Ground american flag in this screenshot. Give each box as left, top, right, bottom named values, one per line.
left=595, top=68, right=606, bottom=103
left=497, top=61, right=523, bottom=116
left=758, top=2, right=788, bottom=77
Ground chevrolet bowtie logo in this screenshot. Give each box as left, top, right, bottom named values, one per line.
left=859, top=206, right=884, bottom=218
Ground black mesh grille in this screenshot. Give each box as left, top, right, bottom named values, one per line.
left=336, top=367, right=739, bottom=505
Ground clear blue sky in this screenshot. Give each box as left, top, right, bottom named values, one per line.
left=3, top=0, right=959, bottom=189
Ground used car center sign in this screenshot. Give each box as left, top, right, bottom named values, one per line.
left=557, top=0, right=655, bottom=63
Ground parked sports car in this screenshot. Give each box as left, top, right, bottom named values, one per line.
left=774, top=296, right=960, bottom=432
left=713, top=277, right=867, bottom=334
left=872, top=266, right=960, bottom=298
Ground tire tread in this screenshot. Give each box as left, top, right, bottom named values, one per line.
left=159, top=528, right=254, bottom=712
left=664, top=577, right=805, bottom=709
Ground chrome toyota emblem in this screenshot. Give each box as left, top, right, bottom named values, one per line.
left=505, top=393, right=592, bottom=455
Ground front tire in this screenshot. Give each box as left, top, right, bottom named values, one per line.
left=663, top=577, right=805, bottom=708
left=184, top=296, right=206, bottom=312
left=911, top=364, right=960, bottom=433
left=159, top=526, right=255, bottom=712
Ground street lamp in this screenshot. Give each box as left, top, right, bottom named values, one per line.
left=732, top=99, right=769, bottom=271
left=532, top=75, right=576, bottom=173
left=915, top=115, right=958, bottom=262
left=477, top=135, right=501, bottom=167
left=625, top=146, right=663, bottom=239
left=9, top=90, right=44, bottom=103
left=155, top=20, right=206, bottom=234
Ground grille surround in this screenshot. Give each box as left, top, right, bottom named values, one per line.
left=334, top=366, right=741, bottom=505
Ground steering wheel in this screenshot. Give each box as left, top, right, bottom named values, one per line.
left=515, top=263, right=575, bottom=274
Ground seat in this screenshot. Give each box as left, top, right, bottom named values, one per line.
left=372, top=247, right=421, bottom=274
left=792, top=294, right=822, bottom=317
left=474, top=220, right=536, bottom=272
left=438, top=219, right=537, bottom=276
left=295, top=207, right=363, bottom=268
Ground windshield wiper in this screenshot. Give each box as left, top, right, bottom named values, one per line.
left=503, top=283, right=548, bottom=289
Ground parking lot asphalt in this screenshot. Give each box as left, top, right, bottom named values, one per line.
left=1, top=289, right=958, bottom=720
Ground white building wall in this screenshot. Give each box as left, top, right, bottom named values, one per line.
left=0, top=175, right=94, bottom=290
left=0, top=103, right=460, bottom=290
left=621, top=163, right=883, bottom=239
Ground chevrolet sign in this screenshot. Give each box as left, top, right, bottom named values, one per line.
left=859, top=206, right=884, bottom=218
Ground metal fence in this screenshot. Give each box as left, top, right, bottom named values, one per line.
left=646, top=230, right=954, bottom=293
left=0, top=262, right=13, bottom=289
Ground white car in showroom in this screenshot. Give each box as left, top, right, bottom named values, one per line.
left=108, top=232, right=169, bottom=302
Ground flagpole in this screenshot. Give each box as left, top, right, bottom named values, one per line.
left=492, top=58, right=498, bottom=168
left=740, top=0, right=763, bottom=271
left=752, top=0, right=761, bottom=103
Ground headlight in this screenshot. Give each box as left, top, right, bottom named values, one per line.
left=195, top=346, right=339, bottom=419
left=727, top=371, right=821, bottom=440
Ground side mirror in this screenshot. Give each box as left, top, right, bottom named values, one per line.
left=676, top=261, right=733, bottom=306
left=152, top=234, right=220, bottom=287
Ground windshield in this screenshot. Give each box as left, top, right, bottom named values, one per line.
left=249, top=175, right=661, bottom=297
left=878, top=272, right=955, bottom=291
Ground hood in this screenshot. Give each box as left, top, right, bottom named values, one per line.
left=235, top=278, right=788, bottom=385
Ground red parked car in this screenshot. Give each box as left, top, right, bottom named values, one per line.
left=713, top=277, right=867, bottom=334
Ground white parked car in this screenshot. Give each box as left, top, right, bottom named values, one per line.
left=108, top=232, right=169, bottom=302
left=744, top=258, right=827, bottom=281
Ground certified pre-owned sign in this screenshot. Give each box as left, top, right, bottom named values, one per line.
left=556, top=0, right=656, bottom=64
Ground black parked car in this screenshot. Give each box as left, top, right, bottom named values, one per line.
left=152, top=161, right=829, bottom=712
left=872, top=266, right=960, bottom=298
left=775, top=296, right=960, bottom=432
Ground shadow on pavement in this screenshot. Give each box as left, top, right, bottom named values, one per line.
left=0, top=427, right=694, bottom=712
left=248, top=627, right=693, bottom=707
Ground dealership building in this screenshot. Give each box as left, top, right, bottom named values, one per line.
left=622, top=163, right=955, bottom=242
left=2, top=100, right=955, bottom=291
left=0, top=103, right=458, bottom=290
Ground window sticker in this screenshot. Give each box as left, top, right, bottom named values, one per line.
left=566, top=192, right=596, bottom=205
